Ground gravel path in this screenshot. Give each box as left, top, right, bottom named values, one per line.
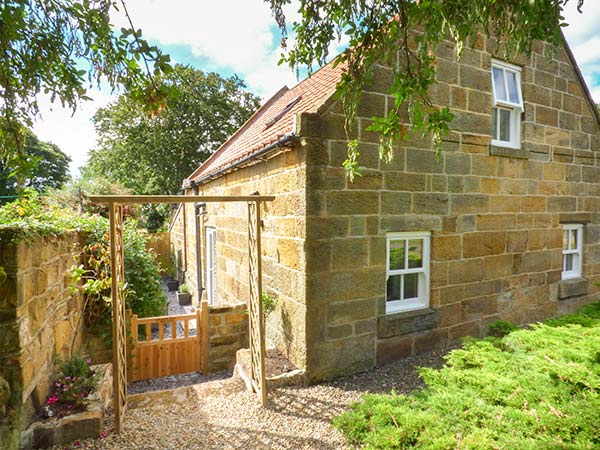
left=54, top=347, right=453, bottom=450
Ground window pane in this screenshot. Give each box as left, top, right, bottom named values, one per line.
left=493, top=67, right=507, bottom=102
left=408, top=239, right=423, bottom=268
left=565, top=254, right=573, bottom=272
left=571, top=229, right=578, bottom=249
left=404, top=273, right=419, bottom=299
left=492, top=107, right=498, bottom=139
left=387, top=275, right=402, bottom=302
left=507, top=71, right=520, bottom=104
left=563, top=230, right=569, bottom=250
left=389, top=240, right=405, bottom=270
left=499, top=109, right=511, bottom=141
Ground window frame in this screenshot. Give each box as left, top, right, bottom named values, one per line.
left=491, top=59, right=523, bottom=150
left=562, top=224, right=583, bottom=280
left=385, top=231, right=431, bottom=314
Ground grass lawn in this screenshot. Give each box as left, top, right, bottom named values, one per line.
left=334, top=303, right=600, bottom=449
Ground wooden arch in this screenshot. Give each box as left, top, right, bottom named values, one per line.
left=89, top=194, right=274, bottom=432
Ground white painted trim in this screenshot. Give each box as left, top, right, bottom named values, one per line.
left=562, top=224, right=584, bottom=280
left=386, top=232, right=431, bottom=314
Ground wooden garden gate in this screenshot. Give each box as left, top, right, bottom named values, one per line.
left=129, top=308, right=209, bottom=382
left=90, top=194, right=273, bottom=433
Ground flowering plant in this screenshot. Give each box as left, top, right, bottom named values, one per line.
left=43, top=354, right=98, bottom=418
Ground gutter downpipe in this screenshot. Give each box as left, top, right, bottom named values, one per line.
left=190, top=180, right=205, bottom=305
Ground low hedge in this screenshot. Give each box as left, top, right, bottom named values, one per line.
left=334, top=303, right=600, bottom=449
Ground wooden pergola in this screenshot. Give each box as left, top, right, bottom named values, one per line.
left=89, top=194, right=274, bottom=432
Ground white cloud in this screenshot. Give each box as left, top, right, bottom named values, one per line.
left=111, top=0, right=301, bottom=98
left=31, top=89, right=115, bottom=176
left=562, top=1, right=600, bottom=102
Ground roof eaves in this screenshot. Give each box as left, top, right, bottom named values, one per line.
left=187, top=85, right=291, bottom=181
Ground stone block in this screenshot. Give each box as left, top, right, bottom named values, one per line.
left=444, top=153, right=471, bottom=175
left=327, top=298, right=377, bottom=326
left=432, top=235, right=461, bottom=261
left=326, top=191, right=379, bottom=215
left=547, top=197, right=576, bottom=212
left=327, top=324, right=354, bottom=341
left=450, top=194, right=489, bottom=215
left=377, top=308, right=440, bottom=338
left=462, top=296, right=497, bottom=321
left=380, top=192, right=412, bottom=214
left=383, top=172, right=426, bottom=191
left=331, top=238, right=369, bottom=270
left=307, top=217, right=348, bottom=240
left=558, top=278, right=588, bottom=299
left=413, top=193, right=449, bottom=215
left=527, top=229, right=561, bottom=251
left=489, top=146, right=529, bottom=159
left=449, top=320, right=482, bottom=343
left=356, top=92, right=386, bottom=118
left=483, top=254, right=515, bottom=280
left=355, top=319, right=377, bottom=336
left=463, top=232, right=506, bottom=258
left=376, top=335, right=413, bottom=365
left=380, top=215, right=442, bottom=232
left=406, top=149, right=444, bottom=173
left=558, top=212, right=592, bottom=224
left=448, top=259, right=484, bottom=284
left=414, top=329, right=448, bottom=353
left=522, top=250, right=552, bottom=273
left=475, top=214, right=515, bottom=231
left=438, top=303, right=461, bottom=327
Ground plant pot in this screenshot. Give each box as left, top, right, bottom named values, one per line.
left=177, top=292, right=192, bottom=306
left=166, top=279, right=179, bottom=292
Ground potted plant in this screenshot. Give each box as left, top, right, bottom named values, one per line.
left=166, top=278, right=179, bottom=292
left=177, top=283, right=192, bottom=305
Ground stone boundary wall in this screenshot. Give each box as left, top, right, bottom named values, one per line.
left=0, top=232, right=85, bottom=450
left=208, top=303, right=248, bottom=372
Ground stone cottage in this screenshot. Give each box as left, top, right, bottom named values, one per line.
left=170, top=33, right=600, bottom=382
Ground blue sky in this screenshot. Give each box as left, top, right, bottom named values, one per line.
left=30, top=1, right=600, bottom=175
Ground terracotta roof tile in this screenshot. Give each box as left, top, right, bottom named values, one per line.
left=189, top=61, right=344, bottom=182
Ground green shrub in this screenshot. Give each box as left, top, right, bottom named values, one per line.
left=179, top=283, right=190, bottom=294
left=45, top=354, right=98, bottom=417
left=0, top=192, right=166, bottom=343
left=486, top=320, right=518, bottom=338
left=334, top=302, right=600, bottom=449
left=261, top=292, right=277, bottom=317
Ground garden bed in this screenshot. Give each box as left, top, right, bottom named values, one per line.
left=20, top=364, right=112, bottom=450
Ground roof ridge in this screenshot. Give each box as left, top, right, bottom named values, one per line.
left=187, top=85, right=290, bottom=181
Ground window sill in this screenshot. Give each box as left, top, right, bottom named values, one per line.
left=378, top=307, right=439, bottom=339
left=489, top=144, right=529, bottom=159
left=558, top=278, right=588, bottom=300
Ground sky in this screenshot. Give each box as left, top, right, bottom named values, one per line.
left=30, top=1, right=600, bottom=176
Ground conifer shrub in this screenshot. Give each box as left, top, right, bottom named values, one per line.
left=334, top=303, right=600, bottom=449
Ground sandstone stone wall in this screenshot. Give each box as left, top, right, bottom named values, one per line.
left=0, top=232, right=85, bottom=449
left=207, top=303, right=248, bottom=372
left=302, top=35, right=600, bottom=381
left=171, top=148, right=308, bottom=369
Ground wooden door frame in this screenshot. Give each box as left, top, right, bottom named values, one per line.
left=90, top=194, right=274, bottom=432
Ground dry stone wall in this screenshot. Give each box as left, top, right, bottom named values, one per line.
left=0, top=232, right=85, bottom=449
left=302, top=35, right=600, bottom=381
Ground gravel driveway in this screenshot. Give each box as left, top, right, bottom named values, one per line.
left=55, top=347, right=452, bottom=450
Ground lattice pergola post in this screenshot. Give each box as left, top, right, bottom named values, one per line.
left=109, top=203, right=128, bottom=432
left=247, top=199, right=267, bottom=406
left=92, top=194, right=275, bottom=430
